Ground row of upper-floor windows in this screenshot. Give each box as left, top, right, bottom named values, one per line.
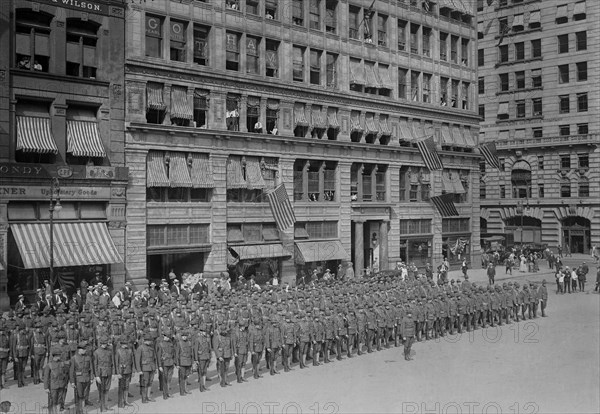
left=492, top=93, right=588, bottom=121
left=478, top=124, right=590, bottom=141
left=481, top=153, right=590, bottom=174
left=480, top=180, right=590, bottom=200
left=478, top=0, right=586, bottom=22
left=14, top=9, right=107, bottom=79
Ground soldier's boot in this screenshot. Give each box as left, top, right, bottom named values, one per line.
left=118, top=384, right=124, bottom=408
left=146, top=386, right=155, bottom=402
left=179, top=376, right=186, bottom=396
left=323, top=348, right=329, bottom=363
left=241, top=367, right=248, bottom=382
left=158, top=371, right=163, bottom=391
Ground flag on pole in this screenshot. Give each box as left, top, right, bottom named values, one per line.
left=478, top=142, right=501, bottom=170
left=496, top=22, right=511, bottom=46
left=267, top=184, right=296, bottom=231
left=430, top=193, right=459, bottom=217
left=417, top=137, right=443, bottom=171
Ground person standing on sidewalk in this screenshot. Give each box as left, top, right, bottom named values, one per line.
left=538, top=280, right=548, bottom=317
left=487, top=263, right=496, bottom=285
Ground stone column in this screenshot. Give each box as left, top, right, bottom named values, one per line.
left=0, top=202, right=8, bottom=311
left=239, top=95, right=248, bottom=133
left=380, top=219, right=390, bottom=271
left=354, top=219, right=365, bottom=278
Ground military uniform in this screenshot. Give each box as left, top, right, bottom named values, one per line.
left=30, top=325, right=48, bottom=384
left=156, top=331, right=176, bottom=399
left=281, top=314, right=296, bottom=371
left=0, top=324, right=10, bottom=390
left=193, top=324, right=212, bottom=390
left=114, top=335, right=135, bottom=407
left=213, top=323, right=234, bottom=386
left=44, top=349, right=70, bottom=414
left=400, top=313, right=416, bottom=361
left=93, top=336, right=114, bottom=412
left=232, top=324, right=250, bottom=382
left=11, top=328, right=30, bottom=387
left=135, top=334, right=157, bottom=403
left=265, top=319, right=283, bottom=374
left=70, top=341, right=93, bottom=414
left=174, top=330, right=194, bottom=395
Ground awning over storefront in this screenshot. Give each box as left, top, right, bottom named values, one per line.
left=168, top=152, right=192, bottom=187
left=190, top=153, right=215, bottom=188
left=230, top=243, right=291, bottom=260
left=67, top=120, right=106, bottom=158
left=295, top=240, right=349, bottom=264
left=16, top=116, right=58, bottom=154
left=146, top=83, right=166, bottom=111
left=11, top=222, right=123, bottom=269
left=170, top=86, right=193, bottom=120
left=147, top=151, right=170, bottom=187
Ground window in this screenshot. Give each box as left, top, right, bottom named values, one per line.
left=422, top=27, right=431, bottom=56
left=533, top=128, right=543, bottom=138
left=265, top=0, right=278, bottom=19
left=450, top=35, right=458, bottom=63
left=499, top=45, right=508, bottom=62
left=148, top=224, right=209, bottom=246
left=246, top=36, right=260, bottom=74
left=556, top=4, right=568, bottom=24
left=398, top=20, right=407, bottom=51
left=532, top=98, right=542, bottom=116
left=411, top=71, right=420, bottom=101
left=310, top=49, right=321, bottom=85
left=399, top=219, right=432, bottom=235
left=226, top=0, right=239, bottom=10
left=579, top=180, right=589, bottom=197
left=410, top=24, right=420, bottom=54
left=576, top=31, right=587, bottom=51
left=477, top=0, right=483, bottom=11
left=305, top=221, right=338, bottom=238
left=516, top=71, right=525, bottom=89
left=193, top=25, right=209, bottom=66
left=293, top=46, right=305, bottom=82
left=514, top=42, right=524, bottom=60
left=378, top=14, right=388, bottom=47
left=440, top=77, right=448, bottom=106
left=145, top=15, right=163, bottom=58
left=225, top=32, right=240, bottom=71
left=479, top=161, right=486, bottom=174
left=560, top=180, right=571, bottom=198
left=538, top=184, right=544, bottom=198
left=265, top=39, right=279, bottom=77
left=146, top=82, right=166, bottom=124
left=559, top=95, right=570, bottom=114
left=293, top=0, right=304, bottom=26
left=461, top=82, right=469, bottom=109
left=266, top=99, right=279, bottom=133
left=479, top=104, right=485, bottom=120
left=559, top=125, right=570, bottom=136
left=531, top=39, right=541, bottom=58
left=558, top=64, right=569, bottom=84
left=516, top=100, right=525, bottom=118
left=560, top=154, right=571, bottom=169
left=294, top=160, right=337, bottom=202
left=15, top=9, right=53, bottom=73
left=440, top=32, right=448, bottom=60
left=578, top=153, right=589, bottom=169
left=577, top=93, right=588, bottom=112
left=528, top=10, right=541, bottom=29
left=309, top=0, right=320, bottom=30
left=451, top=80, right=459, bottom=108
left=226, top=95, right=240, bottom=131
left=499, top=17, right=509, bottom=35
left=246, top=96, right=260, bottom=132
left=398, top=68, right=407, bottom=99
left=479, top=183, right=486, bottom=199
left=558, top=34, right=569, bottom=54
left=573, top=1, right=586, bottom=20
left=326, top=53, right=337, bottom=87
left=325, top=0, right=337, bottom=33
left=193, top=89, right=209, bottom=128
left=65, top=19, right=100, bottom=78
left=478, top=77, right=484, bottom=95
left=499, top=73, right=509, bottom=91
left=461, top=38, right=469, bottom=65
left=169, top=20, right=187, bottom=62
left=349, top=6, right=360, bottom=39
left=537, top=155, right=544, bottom=170
left=422, top=74, right=431, bottom=103
left=531, top=69, right=542, bottom=88
left=576, top=62, right=587, bottom=81
left=500, top=185, right=505, bottom=199
left=513, top=14, right=524, bottom=32
left=246, top=0, right=259, bottom=15
left=15, top=100, right=55, bottom=164
left=499, top=158, right=505, bottom=171
left=577, top=123, right=588, bottom=135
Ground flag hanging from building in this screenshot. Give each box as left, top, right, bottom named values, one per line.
left=430, top=193, right=459, bottom=217
left=478, top=142, right=501, bottom=170
left=417, top=137, right=443, bottom=171
left=267, top=184, right=296, bottom=231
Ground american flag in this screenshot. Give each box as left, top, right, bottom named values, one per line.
left=417, top=137, right=443, bottom=171
left=479, top=142, right=501, bottom=170
left=430, top=194, right=459, bottom=217
left=267, top=184, right=296, bottom=231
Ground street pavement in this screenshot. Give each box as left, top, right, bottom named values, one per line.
left=1, top=255, right=599, bottom=414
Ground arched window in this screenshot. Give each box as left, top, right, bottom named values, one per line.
left=15, top=9, right=53, bottom=72
left=66, top=18, right=101, bottom=78
left=511, top=159, right=531, bottom=198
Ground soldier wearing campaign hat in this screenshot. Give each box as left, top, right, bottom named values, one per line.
left=11, top=325, right=30, bottom=387
left=156, top=328, right=176, bottom=399
left=30, top=322, right=48, bottom=385
left=135, top=333, right=157, bottom=403
left=70, top=341, right=93, bottom=414
left=233, top=319, right=251, bottom=382
left=44, top=348, right=69, bottom=414
left=175, top=329, right=194, bottom=395
left=115, top=335, right=135, bottom=408
left=193, top=322, right=212, bottom=391
left=93, top=336, right=114, bottom=412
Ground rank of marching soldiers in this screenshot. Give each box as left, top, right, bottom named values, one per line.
left=431, top=321, right=540, bottom=345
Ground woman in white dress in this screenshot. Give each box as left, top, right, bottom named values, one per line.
left=519, top=254, right=528, bottom=272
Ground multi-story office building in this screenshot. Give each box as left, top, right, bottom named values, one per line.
left=0, top=0, right=128, bottom=308
left=124, top=0, right=482, bottom=287
left=477, top=0, right=599, bottom=254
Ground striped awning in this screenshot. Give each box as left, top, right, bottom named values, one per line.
left=451, top=125, right=466, bottom=146
left=146, top=83, right=166, bottom=111
left=311, top=107, right=327, bottom=130
left=147, top=151, right=170, bottom=187
left=227, top=156, right=247, bottom=189
left=245, top=157, right=266, bottom=190
left=327, top=110, right=340, bottom=130
left=412, top=120, right=425, bottom=141
left=190, top=153, right=215, bottom=188
left=294, top=103, right=309, bottom=127
left=441, top=124, right=453, bottom=145
left=170, top=86, right=193, bottom=120
left=11, top=222, right=123, bottom=269
left=365, top=64, right=381, bottom=88
left=365, top=114, right=379, bottom=135
left=349, top=60, right=365, bottom=85
left=168, top=152, right=192, bottom=188
left=16, top=116, right=58, bottom=154
left=350, top=112, right=364, bottom=133
left=378, top=66, right=394, bottom=90
left=66, top=120, right=106, bottom=158
left=379, top=116, right=392, bottom=136
left=295, top=240, right=349, bottom=264
left=230, top=243, right=291, bottom=260
left=398, top=118, right=414, bottom=142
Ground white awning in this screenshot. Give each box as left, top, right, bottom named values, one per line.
left=497, top=102, right=509, bottom=115
left=556, top=4, right=568, bottom=19
left=512, top=14, right=524, bottom=28
left=574, top=1, right=585, bottom=16
left=528, top=10, right=540, bottom=24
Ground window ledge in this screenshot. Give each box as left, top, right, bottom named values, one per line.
left=497, top=86, right=543, bottom=96
left=495, top=56, right=542, bottom=68
left=11, top=68, right=110, bottom=86
left=496, top=115, right=543, bottom=124
left=495, top=0, right=541, bottom=11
